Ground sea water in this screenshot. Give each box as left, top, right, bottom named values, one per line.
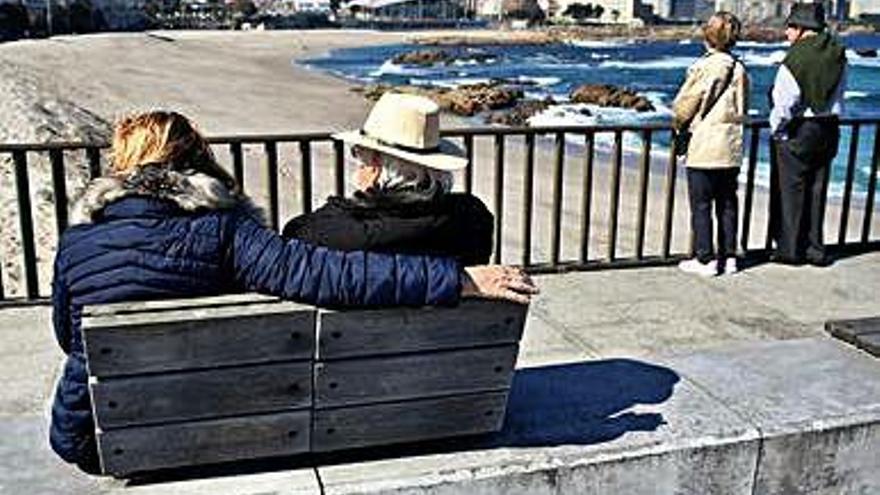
left=303, top=34, right=880, bottom=198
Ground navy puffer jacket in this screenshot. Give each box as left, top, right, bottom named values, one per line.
left=49, top=167, right=460, bottom=471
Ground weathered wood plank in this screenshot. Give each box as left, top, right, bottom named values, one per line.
left=97, top=411, right=311, bottom=476
left=312, top=392, right=508, bottom=452
left=317, top=300, right=528, bottom=359
left=84, top=308, right=316, bottom=377
left=83, top=294, right=289, bottom=317
left=314, top=345, right=518, bottom=408
left=91, top=362, right=312, bottom=429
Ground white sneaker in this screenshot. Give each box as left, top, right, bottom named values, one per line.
left=678, top=258, right=718, bottom=277
left=723, top=257, right=738, bottom=275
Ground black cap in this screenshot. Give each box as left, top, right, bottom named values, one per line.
left=786, top=2, right=826, bottom=31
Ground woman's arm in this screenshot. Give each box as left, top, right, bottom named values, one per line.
left=51, top=254, right=72, bottom=353
left=231, top=213, right=461, bottom=307
left=672, top=66, right=707, bottom=131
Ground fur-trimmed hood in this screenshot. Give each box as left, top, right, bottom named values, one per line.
left=70, top=165, right=264, bottom=225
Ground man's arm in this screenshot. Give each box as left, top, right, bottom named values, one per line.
left=769, top=65, right=802, bottom=138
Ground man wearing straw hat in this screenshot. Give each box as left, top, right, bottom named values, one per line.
left=284, top=93, right=494, bottom=266
left=769, top=2, right=847, bottom=266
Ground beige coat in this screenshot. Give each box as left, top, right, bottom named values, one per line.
left=673, top=49, right=750, bottom=170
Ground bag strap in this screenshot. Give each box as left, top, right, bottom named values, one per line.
left=698, top=57, right=740, bottom=121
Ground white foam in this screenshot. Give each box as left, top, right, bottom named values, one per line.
left=739, top=50, right=786, bottom=67
left=848, top=50, right=880, bottom=67
left=408, top=77, right=492, bottom=88
left=845, top=91, right=870, bottom=99
left=737, top=41, right=788, bottom=49
left=517, top=75, right=562, bottom=87
left=566, top=39, right=629, bottom=49
left=599, top=56, right=697, bottom=70
left=370, top=59, right=429, bottom=77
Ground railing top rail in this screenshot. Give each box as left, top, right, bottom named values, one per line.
left=2, top=116, right=880, bottom=152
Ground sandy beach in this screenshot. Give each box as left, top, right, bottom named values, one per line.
left=0, top=30, right=876, bottom=299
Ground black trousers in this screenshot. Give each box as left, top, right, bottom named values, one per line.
left=772, top=119, right=840, bottom=262
left=686, top=168, right=739, bottom=263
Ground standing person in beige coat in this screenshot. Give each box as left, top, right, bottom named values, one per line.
left=673, top=11, right=750, bottom=276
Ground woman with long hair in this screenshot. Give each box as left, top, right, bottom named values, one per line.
left=49, top=111, right=536, bottom=473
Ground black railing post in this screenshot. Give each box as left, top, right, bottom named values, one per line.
left=50, top=149, right=69, bottom=235
left=766, top=138, right=780, bottom=252
left=607, top=131, right=623, bottom=262
left=230, top=142, right=244, bottom=191
left=86, top=147, right=102, bottom=179
left=635, top=130, right=652, bottom=260
left=581, top=132, right=595, bottom=264
left=522, top=133, right=536, bottom=267
left=741, top=126, right=760, bottom=253
left=550, top=132, right=565, bottom=266
left=661, top=130, right=678, bottom=259
left=13, top=151, right=40, bottom=299
left=838, top=124, right=860, bottom=245
left=334, top=139, right=345, bottom=198
left=264, top=141, right=280, bottom=231
left=464, top=135, right=474, bottom=195
left=862, top=125, right=880, bottom=244
left=493, top=135, right=505, bottom=264
left=300, top=140, right=313, bottom=215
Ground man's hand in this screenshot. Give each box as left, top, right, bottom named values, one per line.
left=461, top=266, right=538, bottom=305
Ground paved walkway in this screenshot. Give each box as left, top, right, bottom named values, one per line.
left=1, top=252, right=878, bottom=494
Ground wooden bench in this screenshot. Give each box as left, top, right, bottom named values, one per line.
left=82, top=295, right=528, bottom=476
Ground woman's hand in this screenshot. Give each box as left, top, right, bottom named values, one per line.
left=461, top=266, right=538, bottom=305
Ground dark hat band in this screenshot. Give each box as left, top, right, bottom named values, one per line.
left=358, top=129, right=442, bottom=154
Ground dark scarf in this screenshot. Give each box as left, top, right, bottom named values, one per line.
left=783, top=32, right=847, bottom=113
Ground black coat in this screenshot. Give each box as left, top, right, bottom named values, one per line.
left=283, top=192, right=494, bottom=266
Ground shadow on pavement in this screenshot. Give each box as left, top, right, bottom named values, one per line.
left=126, top=359, right=679, bottom=485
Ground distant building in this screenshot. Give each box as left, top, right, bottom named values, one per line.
left=553, top=0, right=640, bottom=23
left=346, top=0, right=465, bottom=20
left=851, top=0, right=880, bottom=18
left=642, top=0, right=673, bottom=18
left=671, top=0, right=713, bottom=19
left=713, top=0, right=794, bottom=23
left=475, top=0, right=502, bottom=17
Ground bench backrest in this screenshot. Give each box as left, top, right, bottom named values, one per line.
left=82, top=295, right=528, bottom=476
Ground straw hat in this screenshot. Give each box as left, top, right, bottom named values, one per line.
left=334, top=93, right=467, bottom=171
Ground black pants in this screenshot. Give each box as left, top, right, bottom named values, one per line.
left=772, top=119, right=840, bottom=262
left=686, top=168, right=739, bottom=263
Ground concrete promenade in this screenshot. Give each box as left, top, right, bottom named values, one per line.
left=1, top=252, right=878, bottom=494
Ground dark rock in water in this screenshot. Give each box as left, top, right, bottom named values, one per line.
left=355, top=82, right=523, bottom=116
left=487, top=97, right=557, bottom=126
left=856, top=48, right=878, bottom=58
left=392, top=49, right=452, bottom=66
left=391, top=49, right=495, bottom=67
left=569, top=84, right=655, bottom=112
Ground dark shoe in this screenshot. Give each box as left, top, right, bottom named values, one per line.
left=805, top=253, right=833, bottom=267
left=769, top=252, right=804, bottom=265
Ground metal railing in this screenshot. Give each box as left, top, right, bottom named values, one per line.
left=1, top=118, right=878, bottom=303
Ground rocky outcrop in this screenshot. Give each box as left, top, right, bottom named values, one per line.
left=391, top=49, right=496, bottom=66
left=856, top=48, right=878, bottom=58
left=392, top=49, right=452, bottom=66
left=486, top=98, right=557, bottom=126
left=569, top=84, right=655, bottom=112
left=355, top=82, right=522, bottom=116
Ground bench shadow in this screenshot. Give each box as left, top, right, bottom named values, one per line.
left=125, top=359, right=679, bottom=485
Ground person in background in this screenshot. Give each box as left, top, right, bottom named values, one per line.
left=769, top=2, right=847, bottom=267
left=283, top=93, right=493, bottom=266
left=672, top=11, right=750, bottom=277
left=49, top=111, right=536, bottom=474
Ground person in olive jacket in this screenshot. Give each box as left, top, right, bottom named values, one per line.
left=769, top=2, right=847, bottom=266
left=50, top=111, right=536, bottom=474
left=283, top=93, right=493, bottom=266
